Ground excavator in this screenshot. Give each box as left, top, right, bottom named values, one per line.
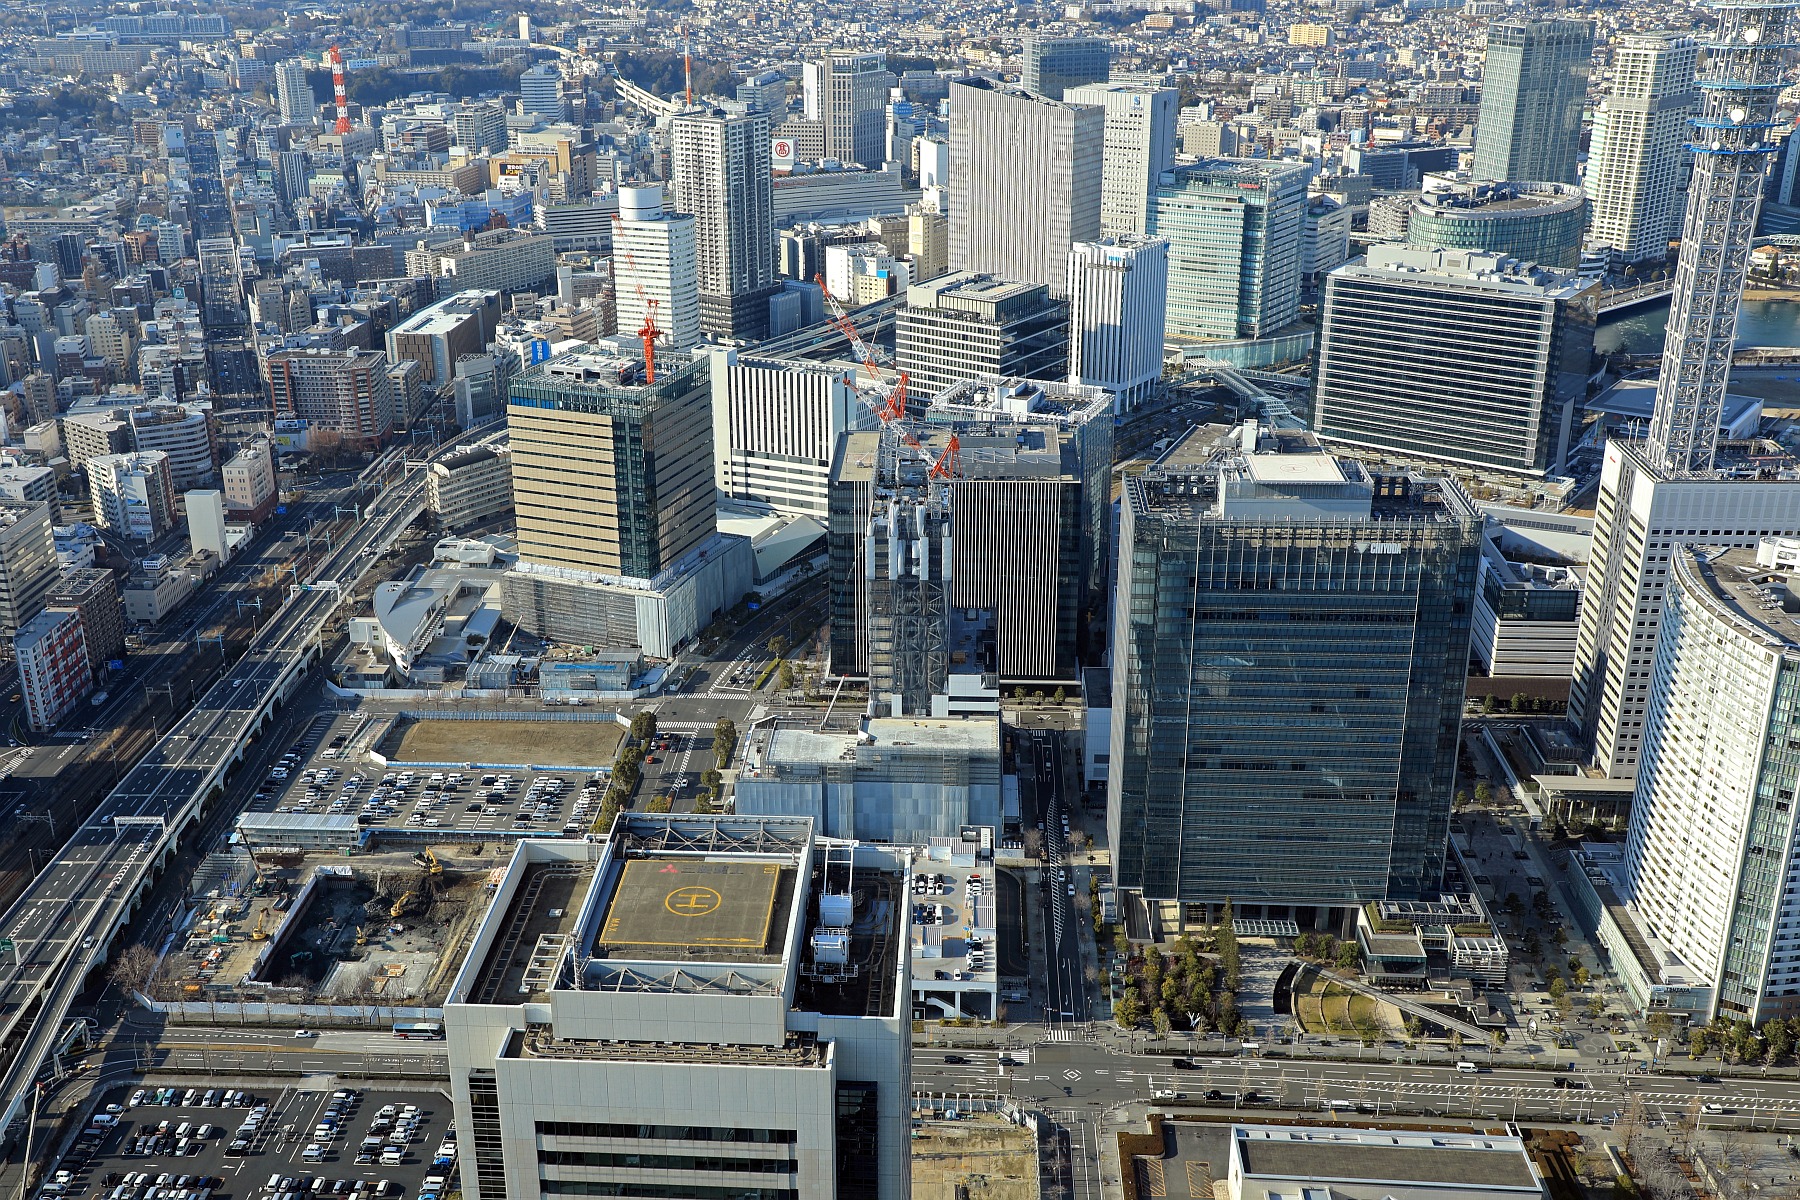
left=248, top=910, right=270, bottom=941
left=389, top=891, right=416, bottom=920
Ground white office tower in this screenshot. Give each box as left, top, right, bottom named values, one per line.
left=519, top=63, right=565, bottom=121
left=1583, top=33, right=1699, bottom=266
left=670, top=109, right=780, bottom=342
left=613, top=185, right=701, bottom=353
left=1064, top=82, right=1178, bottom=237
left=274, top=60, right=314, bottom=125
left=948, top=80, right=1104, bottom=293
left=1066, top=236, right=1168, bottom=413
left=445, top=816, right=912, bottom=1200
left=813, top=52, right=891, bottom=167
left=1570, top=0, right=1800, bottom=779
left=1618, top=539, right=1800, bottom=1021
left=708, top=348, right=865, bottom=517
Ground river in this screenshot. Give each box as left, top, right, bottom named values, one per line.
left=1596, top=297, right=1800, bottom=356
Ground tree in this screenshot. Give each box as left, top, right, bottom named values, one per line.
left=1335, top=943, right=1360, bottom=971
left=1482, top=694, right=1498, bottom=714
left=1587, top=995, right=1606, bottom=1020
left=1474, top=781, right=1494, bottom=805
left=109, top=943, right=158, bottom=995
left=1023, top=828, right=1044, bottom=860
left=1646, top=1011, right=1674, bottom=1044
left=1114, top=993, right=1142, bottom=1029
left=1153, top=1008, right=1172, bottom=1038
left=1573, top=965, right=1590, bottom=989
left=1053, top=685, right=1067, bottom=704
left=768, top=634, right=788, bottom=659
left=777, top=661, right=796, bottom=690
left=1295, top=932, right=1315, bottom=959
left=630, top=710, right=658, bottom=742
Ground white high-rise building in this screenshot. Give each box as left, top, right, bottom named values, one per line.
left=614, top=185, right=701, bottom=353
left=707, top=348, right=865, bottom=517
left=812, top=52, right=890, bottom=167
left=1583, top=33, right=1698, bottom=266
left=518, top=64, right=565, bottom=121
left=274, top=60, right=314, bottom=125
left=1617, top=539, right=1800, bottom=1021
left=1064, top=82, right=1178, bottom=237
left=1066, top=236, right=1167, bottom=412
left=670, top=109, right=779, bottom=341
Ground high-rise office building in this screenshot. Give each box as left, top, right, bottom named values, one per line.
left=947, top=81, right=1104, bottom=293
left=1065, top=236, right=1168, bottom=413
left=451, top=102, right=509, bottom=154
left=1568, top=0, right=1800, bottom=779
left=0, top=501, right=58, bottom=638
left=670, top=110, right=780, bottom=341
left=1610, top=540, right=1800, bottom=1021
left=264, top=348, right=397, bottom=451
left=1109, top=424, right=1481, bottom=933
left=1150, top=158, right=1308, bottom=340
left=895, top=274, right=1069, bottom=400
left=518, top=63, right=565, bottom=121
left=274, top=60, right=314, bottom=125
left=506, top=346, right=715, bottom=581
left=812, top=52, right=891, bottom=167
left=1314, top=246, right=1597, bottom=477
left=1405, top=180, right=1587, bottom=269
left=613, top=185, right=701, bottom=353
left=1583, top=33, right=1698, bottom=265
left=707, top=349, right=864, bottom=518
left=443, top=815, right=912, bottom=1200
left=1064, top=83, right=1178, bottom=237
left=1472, top=18, right=1593, bottom=185
left=1021, top=34, right=1112, bottom=100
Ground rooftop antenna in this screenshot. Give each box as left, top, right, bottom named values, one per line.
left=328, top=45, right=352, bottom=135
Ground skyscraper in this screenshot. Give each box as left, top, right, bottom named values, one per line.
left=670, top=109, right=780, bottom=341
left=1065, top=235, right=1168, bottom=413
left=813, top=52, right=890, bottom=167
left=1109, top=425, right=1481, bottom=934
left=948, top=80, right=1104, bottom=292
left=1583, top=33, right=1698, bottom=265
left=613, top=185, right=701, bottom=353
left=274, top=60, right=314, bottom=125
left=1021, top=34, right=1112, bottom=100
left=1150, top=158, right=1308, bottom=340
left=1472, top=19, right=1593, bottom=185
left=1064, top=82, right=1179, bottom=237
left=1314, top=246, right=1596, bottom=477
left=507, top=347, right=715, bottom=580
left=1611, top=540, right=1800, bottom=1021
left=1569, top=0, right=1800, bottom=779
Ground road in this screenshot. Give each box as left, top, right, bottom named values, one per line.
left=911, top=1040, right=1800, bottom=1130
left=1021, top=730, right=1088, bottom=1024
left=0, top=431, right=500, bottom=1142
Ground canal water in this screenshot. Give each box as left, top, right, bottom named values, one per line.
left=1596, top=298, right=1800, bottom=356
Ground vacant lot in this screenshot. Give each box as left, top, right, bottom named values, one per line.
left=911, top=1114, right=1039, bottom=1200
left=390, top=718, right=624, bottom=767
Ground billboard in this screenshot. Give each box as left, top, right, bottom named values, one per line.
left=772, top=137, right=796, bottom=170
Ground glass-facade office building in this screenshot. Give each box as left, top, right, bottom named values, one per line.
left=1150, top=159, right=1308, bottom=341
left=1108, top=425, right=1481, bottom=933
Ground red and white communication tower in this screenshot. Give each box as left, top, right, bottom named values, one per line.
left=327, top=45, right=352, bottom=134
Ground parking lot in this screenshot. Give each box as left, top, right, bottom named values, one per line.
left=251, top=713, right=599, bottom=838
left=48, top=1085, right=457, bottom=1200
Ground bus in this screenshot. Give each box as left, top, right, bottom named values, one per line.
left=393, top=1021, right=444, bottom=1040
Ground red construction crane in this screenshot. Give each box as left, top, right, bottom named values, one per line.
left=639, top=297, right=662, bottom=383
left=327, top=45, right=352, bottom=134
left=927, top=434, right=960, bottom=480
left=815, top=274, right=907, bottom=423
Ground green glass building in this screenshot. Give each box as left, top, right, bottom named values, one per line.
left=1149, top=158, right=1309, bottom=341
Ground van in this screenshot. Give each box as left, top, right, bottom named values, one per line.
left=1702, top=1103, right=1727, bottom=1115
left=380, top=1150, right=403, bottom=1166
left=1456, top=1062, right=1479, bottom=1074
left=301, top=1144, right=324, bottom=1163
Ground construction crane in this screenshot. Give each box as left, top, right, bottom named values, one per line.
left=327, top=45, right=352, bottom=135
left=815, top=275, right=906, bottom=423
left=639, top=297, right=663, bottom=384
left=682, top=22, right=694, bottom=108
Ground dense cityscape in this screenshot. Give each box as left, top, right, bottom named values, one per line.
left=6, top=0, right=1800, bottom=1198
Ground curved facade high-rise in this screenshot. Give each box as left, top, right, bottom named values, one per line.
left=1406, top=181, right=1586, bottom=268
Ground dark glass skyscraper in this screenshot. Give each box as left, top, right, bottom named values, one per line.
left=1108, top=425, right=1481, bottom=934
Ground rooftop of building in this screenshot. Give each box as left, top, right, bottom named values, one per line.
left=749, top=715, right=1002, bottom=772
left=1346, top=245, right=1591, bottom=298
left=509, top=341, right=702, bottom=405
left=386, top=288, right=500, bottom=334
left=833, top=424, right=1082, bottom=485
left=14, top=605, right=79, bottom=649
left=1161, top=156, right=1311, bottom=188
left=430, top=444, right=503, bottom=473
left=926, top=375, right=1114, bottom=428
left=1230, top=1125, right=1542, bottom=1196
left=1413, top=177, right=1585, bottom=218
left=1680, top=542, right=1800, bottom=652
left=903, top=272, right=1054, bottom=313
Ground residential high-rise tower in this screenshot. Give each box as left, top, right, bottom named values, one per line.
left=1583, top=33, right=1698, bottom=265
left=670, top=109, right=780, bottom=341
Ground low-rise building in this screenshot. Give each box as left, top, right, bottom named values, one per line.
left=220, top=438, right=277, bottom=523
left=87, top=450, right=176, bottom=541
left=1225, top=1124, right=1544, bottom=1200
left=122, top=553, right=201, bottom=624
left=16, top=606, right=91, bottom=731
left=46, top=567, right=124, bottom=675
left=426, top=444, right=512, bottom=531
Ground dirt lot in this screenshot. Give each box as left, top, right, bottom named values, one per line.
left=389, top=718, right=624, bottom=767
left=910, top=1114, right=1039, bottom=1200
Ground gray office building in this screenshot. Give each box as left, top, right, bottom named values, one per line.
left=1021, top=34, right=1112, bottom=100
left=1109, top=424, right=1481, bottom=935
left=1472, top=18, right=1593, bottom=185
left=948, top=81, right=1104, bottom=292
left=895, top=274, right=1070, bottom=400
left=1314, top=246, right=1597, bottom=477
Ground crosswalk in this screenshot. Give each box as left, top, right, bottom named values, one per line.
left=1043, top=1027, right=1078, bottom=1043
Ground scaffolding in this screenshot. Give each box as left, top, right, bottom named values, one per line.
left=1647, top=0, right=1800, bottom=476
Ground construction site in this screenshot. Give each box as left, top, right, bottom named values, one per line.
left=147, top=843, right=505, bottom=1011
left=909, top=1111, right=1041, bottom=1200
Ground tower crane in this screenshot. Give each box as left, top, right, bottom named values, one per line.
left=814, top=277, right=958, bottom=480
